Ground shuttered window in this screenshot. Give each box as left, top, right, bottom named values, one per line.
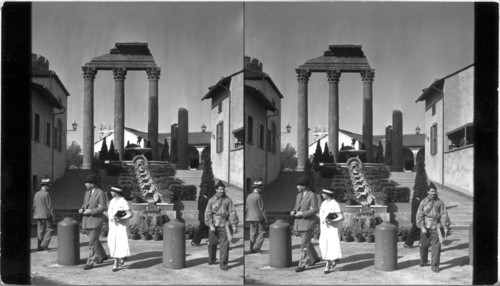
left=430, top=124, right=438, bottom=155
left=216, top=121, right=224, bottom=153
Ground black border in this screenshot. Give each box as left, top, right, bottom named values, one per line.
left=1, top=2, right=32, bottom=284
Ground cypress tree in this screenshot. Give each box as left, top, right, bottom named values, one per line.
left=160, top=138, right=170, bottom=161
left=108, top=140, right=116, bottom=161
left=200, top=156, right=216, bottom=198
left=375, top=141, right=385, bottom=163
left=313, top=141, right=322, bottom=170
left=322, top=142, right=331, bottom=163
left=413, top=157, right=429, bottom=199
left=99, top=137, right=108, bottom=162
left=170, top=137, right=178, bottom=163
left=304, top=159, right=315, bottom=192
left=385, top=142, right=392, bottom=166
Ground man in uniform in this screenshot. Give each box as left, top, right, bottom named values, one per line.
left=205, top=180, right=239, bottom=271
left=291, top=176, right=320, bottom=272
left=245, top=180, right=267, bottom=254
left=79, top=174, right=108, bottom=270
left=416, top=182, right=450, bottom=273
left=33, top=176, right=55, bottom=251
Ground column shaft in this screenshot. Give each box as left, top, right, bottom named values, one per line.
left=147, top=68, right=161, bottom=161
left=82, top=67, right=96, bottom=169
left=361, top=70, right=375, bottom=163
left=327, top=70, right=341, bottom=163
left=113, top=68, right=126, bottom=161
left=296, top=69, right=311, bottom=171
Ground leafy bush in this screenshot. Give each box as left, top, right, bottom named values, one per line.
left=129, top=224, right=140, bottom=236
left=108, top=164, right=126, bottom=176
left=384, top=186, right=411, bottom=203
left=169, top=184, right=197, bottom=201
left=320, top=165, right=343, bottom=178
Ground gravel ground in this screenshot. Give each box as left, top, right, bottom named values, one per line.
left=244, top=229, right=472, bottom=285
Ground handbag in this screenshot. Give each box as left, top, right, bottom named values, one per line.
left=114, top=210, right=127, bottom=218
left=326, top=212, right=338, bottom=220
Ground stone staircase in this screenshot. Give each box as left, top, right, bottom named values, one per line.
left=389, top=171, right=473, bottom=229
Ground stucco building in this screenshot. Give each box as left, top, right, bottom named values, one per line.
left=31, top=54, right=70, bottom=192
left=415, top=64, right=474, bottom=196
left=202, top=70, right=244, bottom=189
left=244, top=57, right=283, bottom=192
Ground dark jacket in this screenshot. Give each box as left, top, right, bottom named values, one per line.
left=410, top=196, right=421, bottom=225
left=292, top=189, right=319, bottom=231
left=81, top=187, right=107, bottom=229
left=197, top=194, right=209, bottom=222
left=245, top=191, right=266, bottom=222
left=33, top=188, right=54, bottom=219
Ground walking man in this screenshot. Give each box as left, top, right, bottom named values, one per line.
left=246, top=180, right=267, bottom=254
left=416, top=182, right=450, bottom=273
left=191, top=190, right=209, bottom=246
left=79, top=174, right=108, bottom=270
left=33, top=176, right=55, bottom=251
left=205, top=180, right=239, bottom=271
left=291, top=176, right=320, bottom=272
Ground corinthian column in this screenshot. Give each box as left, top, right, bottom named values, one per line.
left=361, top=69, right=375, bottom=163
left=82, top=67, right=97, bottom=169
left=327, top=70, right=341, bottom=163
left=147, top=67, right=161, bottom=160
left=296, top=69, right=311, bottom=171
left=113, top=67, right=127, bottom=161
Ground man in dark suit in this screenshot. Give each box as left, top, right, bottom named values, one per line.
left=79, top=174, right=108, bottom=270
left=191, top=190, right=209, bottom=246
left=245, top=180, right=267, bottom=254
left=290, top=176, right=320, bottom=272
left=33, top=176, right=55, bottom=251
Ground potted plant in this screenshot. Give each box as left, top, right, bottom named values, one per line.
left=342, top=227, right=354, bottom=242
left=373, top=191, right=388, bottom=206
left=151, top=226, right=163, bottom=241
left=353, top=228, right=365, bottom=243
left=139, top=225, right=151, bottom=240
left=100, top=222, right=109, bottom=237
left=363, top=228, right=375, bottom=243
left=129, top=224, right=141, bottom=240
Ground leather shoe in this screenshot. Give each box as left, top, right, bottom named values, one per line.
left=38, top=246, right=49, bottom=251
left=307, top=259, right=320, bottom=266
left=403, top=243, right=411, bottom=248
left=207, top=260, right=217, bottom=265
left=432, top=267, right=439, bottom=273
left=83, top=264, right=93, bottom=270
left=419, top=260, right=429, bottom=267
left=295, top=267, right=305, bottom=273
left=96, top=256, right=108, bottom=264
left=220, top=265, right=228, bottom=271
left=191, top=242, right=201, bottom=246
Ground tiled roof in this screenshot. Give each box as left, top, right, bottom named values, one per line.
left=202, top=70, right=244, bottom=100
left=31, top=66, right=70, bottom=96
left=244, top=68, right=284, bottom=99
left=415, top=64, right=474, bottom=103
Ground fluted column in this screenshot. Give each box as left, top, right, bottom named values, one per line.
left=147, top=67, right=161, bottom=160
left=296, top=69, right=311, bottom=171
left=113, top=67, right=127, bottom=161
left=82, top=67, right=97, bottom=169
left=361, top=69, right=375, bottom=163
left=327, top=70, right=341, bottom=163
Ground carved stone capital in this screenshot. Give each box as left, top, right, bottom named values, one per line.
left=327, top=70, right=341, bottom=83
left=113, top=67, right=127, bottom=80
left=296, top=69, right=311, bottom=83
left=146, top=67, right=161, bottom=80
left=82, top=67, right=97, bottom=80
left=361, top=69, right=375, bottom=82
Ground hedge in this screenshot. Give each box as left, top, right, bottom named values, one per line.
left=169, top=184, right=197, bottom=201
left=384, top=186, right=411, bottom=203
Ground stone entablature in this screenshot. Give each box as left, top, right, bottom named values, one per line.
left=298, top=45, right=373, bottom=72
left=84, top=43, right=158, bottom=70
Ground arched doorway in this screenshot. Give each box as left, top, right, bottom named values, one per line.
left=416, top=147, right=425, bottom=163
left=402, top=148, right=414, bottom=171
left=188, top=146, right=199, bottom=169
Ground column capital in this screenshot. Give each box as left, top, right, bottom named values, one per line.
left=147, top=67, right=161, bottom=80
left=82, top=67, right=97, bottom=80
left=327, top=70, right=341, bottom=83
left=113, top=67, right=127, bottom=80
left=296, top=69, right=311, bottom=83
left=360, top=69, right=375, bottom=82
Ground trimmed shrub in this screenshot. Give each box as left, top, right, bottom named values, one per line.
left=169, top=184, right=197, bottom=201
left=384, top=186, right=411, bottom=203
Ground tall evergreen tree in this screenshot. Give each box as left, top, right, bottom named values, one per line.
left=200, top=156, right=216, bottom=198
left=108, top=140, right=116, bottom=161
left=304, top=159, right=315, bottom=192
left=99, top=137, right=108, bottom=162
left=312, top=141, right=322, bottom=170
left=385, top=142, right=393, bottom=166
left=170, top=137, right=178, bottom=163
left=375, top=141, right=385, bottom=163
left=160, top=138, right=170, bottom=161
left=322, top=142, right=331, bottom=163
left=413, top=157, right=429, bottom=199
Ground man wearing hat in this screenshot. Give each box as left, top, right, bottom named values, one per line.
left=245, top=180, right=267, bottom=254
left=205, top=180, right=239, bottom=271
left=290, top=176, right=320, bottom=272
left=33, top=176, right=55, bottom=251
left=416, top=182, right=451, bottom=273
left=79, top=173, right=108, bottom=270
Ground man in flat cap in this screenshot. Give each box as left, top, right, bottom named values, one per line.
left=246, top=180, right=267, bottom=254
left=205, top=180, right=239, bottom=271
left=416, top=182, right=450, bottom=273
left=33, top=176, right=55, bottom=251
left=291, top=176, right=320, bottom=272
left=79, top=173, right=108, bottom=270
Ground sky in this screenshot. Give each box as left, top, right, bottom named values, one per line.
left=244, top=2, right=474, bottom=148
left=32, top=2, right=244, bottom=147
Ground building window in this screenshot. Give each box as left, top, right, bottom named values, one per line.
left=34, top=113, right=40, bottom=141
left=430, top=123, right=437, bottom=155
left=271, top=122, right=276, bottom=154
left=259, top=124, right=265, bottom=148
left=216, top=121, right=223, bottom=153
left=33, top=175, right=38, bottom=191
left=53, top=126, right=58, bottom=150
left=233, top=128, right=244, bottom=149
left=46, top=122, right=51, bottom=147
left=432, top=104, right=436, bottom=116
left=57, top=120, right=63, bottom=151
left=266, top=129, right=272, bottom=151
left=218, top=102, right=222, bottom=114
left=247, top=116, right=253, bottom=144
left=447, top=123, right=473, bottom=150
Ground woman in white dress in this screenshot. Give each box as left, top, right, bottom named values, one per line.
left=107, top=186, right=132, bottom=272
left=318, top=188, right=344, bottom=274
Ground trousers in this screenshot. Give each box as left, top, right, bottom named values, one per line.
left=208, top=226, right=229, bottom=267
left=37, top=219, right=53, bottom=249
left=298, top=229, right=319, bottom=268
left=86, top=226, right=107, bottom=265
left=420, top=228, right=441, bottom=268
left=249, top=221, right=266, bottom=251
